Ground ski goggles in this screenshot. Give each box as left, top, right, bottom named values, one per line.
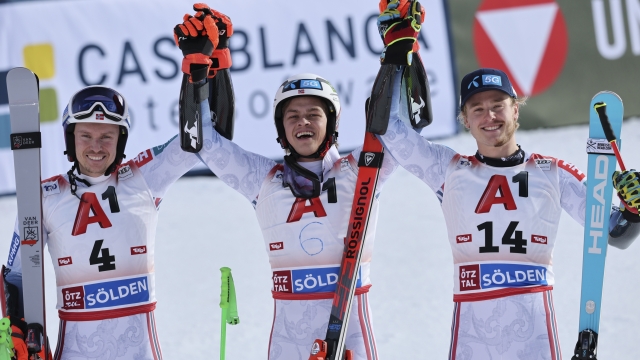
left=283, top=155, right=321, bottom=199
left=67, top=86, right=128, bottom=122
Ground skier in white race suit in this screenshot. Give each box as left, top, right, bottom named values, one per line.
left=376, top=43, right=640, bottom=360
left=172, top=4, right=404, bottom=359
left=2, top=14, right=227, bottom=359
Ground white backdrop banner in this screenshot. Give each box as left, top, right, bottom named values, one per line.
left=0, top=0, right=457, bottom=195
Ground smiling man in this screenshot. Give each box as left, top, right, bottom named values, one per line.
left=3, top=85, right=214, bottom=359
left=377, top=67, right=640, bottom=359
left=197, top=71, right=399, bottom=360
left=172, top=3, right=402, bottom=358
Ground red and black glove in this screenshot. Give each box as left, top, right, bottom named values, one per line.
left=192, top=3, right=234, bottom=78
left=174, top=6, right=219, bottom=82
left=8, top=316, right=28, bottom=360
left=377, top=0, right=425, bottom=65
left=7, top=317, right=51, bottom=360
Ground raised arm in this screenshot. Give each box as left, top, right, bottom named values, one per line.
left=134, top=99, right=215, bottom=201
left=197, top=118, right=277, bottom=204
left=377, top=68, right=457, bottom=195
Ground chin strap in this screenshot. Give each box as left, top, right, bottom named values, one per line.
left=67, top=165, right=91, bottom=200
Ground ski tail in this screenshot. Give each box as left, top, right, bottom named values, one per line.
left=209, top=69, right=235, bottom=141
left=178, top=75, right=207, bottom=152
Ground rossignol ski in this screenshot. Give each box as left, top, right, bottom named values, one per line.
left=307, top=132, right=384, bottom=360
left=7, top=67, right=48, bottom=353
left=308, top=61, right=412, bottom=360
left=572, top=92, right=624, bottom=360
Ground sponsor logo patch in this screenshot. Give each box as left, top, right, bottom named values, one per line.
left=459, top=263, right=548, bottom=292
left=558, top=160, right=585, bottom=182
left=457, top=158, right=471, bottom=168
left=482, top=74, right=502, bottom=86
left=531, top=234, right=548, bottom=244
left=117, top=165, right=133, bottom=180
left=42, top=180, right=60, bottom=196
left=269, top=242, right=284, bottom=251
left=340, top=158, right=353, bottom=172
left=456, top=234, right=472, bottom=243
left=586, top=138, right=614, bottom=155
left=272, top=266, right=362, bottom=294
left=61, top=276, right=150, bottom=310
left=134, top=149, right=153, bottom=167
left=130, top=246, right=147, bottom=255
left=152, top=135, right=176, bottom=156
left=58, top=257, right=72, bottom=266
left=21, top=216, right=39, bottom=246
left=272, top=170, right=283, bottom=183
left=535, top=158, right=552, bottom=170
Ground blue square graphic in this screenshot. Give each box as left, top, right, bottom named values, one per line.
left=0, top=114, right=11, bottom=149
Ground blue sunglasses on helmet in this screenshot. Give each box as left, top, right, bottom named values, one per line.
left=67, top=86, right=128, bottom=122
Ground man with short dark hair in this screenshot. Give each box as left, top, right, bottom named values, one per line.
left=4, top=84, right=215, bottom=359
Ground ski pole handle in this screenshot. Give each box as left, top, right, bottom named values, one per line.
left=220, top=267, right=239, bottom=325
left=220, top=267, right=240, bottom=360
left=593, top=102, right=639, bottom=215
left=220, top=267, right=229, bottom=360
left=594, top=102, right=626, bottom=170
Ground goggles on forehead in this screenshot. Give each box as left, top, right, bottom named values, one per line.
left=283, top=155, right=322, bottom=199
left=67, top=87, right=128, bottom=122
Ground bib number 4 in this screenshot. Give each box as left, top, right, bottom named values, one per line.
left=90, top=239, right=116, bottom=272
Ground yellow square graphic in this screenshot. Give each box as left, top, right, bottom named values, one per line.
left=23, top=44, right=55, bottom=79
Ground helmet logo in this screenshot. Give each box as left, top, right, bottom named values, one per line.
left=482, top=75, right=502, bottom=86
left=468, top=76, right=480, bottom=89
left=95, top=113, right=104, bottom=120
left=184, top=110, right=200, bottom=149
left=411, top=97, right=425, bottom=123
left=298, top=90, right=305, bottom=94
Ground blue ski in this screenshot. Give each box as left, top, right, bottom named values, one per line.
left=572, top=91, right=623, bottom=360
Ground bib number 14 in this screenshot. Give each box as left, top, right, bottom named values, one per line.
left=478, top=221, right=527, bottom=254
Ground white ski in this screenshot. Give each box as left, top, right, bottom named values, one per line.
left=7, top=67, right=47, bottom=340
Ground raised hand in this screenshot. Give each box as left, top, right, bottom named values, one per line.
left=377, top=0, right=425, bottom=65
left=174, top=7, right=219, bottom=82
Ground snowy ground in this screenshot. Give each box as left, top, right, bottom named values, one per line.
left=1, top=119, right=640, bottom=359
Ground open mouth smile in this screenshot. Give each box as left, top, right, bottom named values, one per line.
left=482, top=124, right=502, bottom=131
left=87, top=155, right=106, bottom=161
left=296, top=131, right=314, bottom=139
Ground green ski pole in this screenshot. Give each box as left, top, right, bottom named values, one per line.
left=220, top=267, right=239, bottom=360
left=0, top=317, right=15, bottom=360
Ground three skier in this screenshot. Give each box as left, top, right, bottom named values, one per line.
left=4, top=1, right=640, bottom=360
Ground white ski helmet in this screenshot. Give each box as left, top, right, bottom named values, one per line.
left=273, top=73, right=341, bottom=158
left=62, top=86, right=131, bottom=175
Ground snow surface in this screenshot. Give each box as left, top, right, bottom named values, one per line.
left=1, top=119, right=640, bottom=359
